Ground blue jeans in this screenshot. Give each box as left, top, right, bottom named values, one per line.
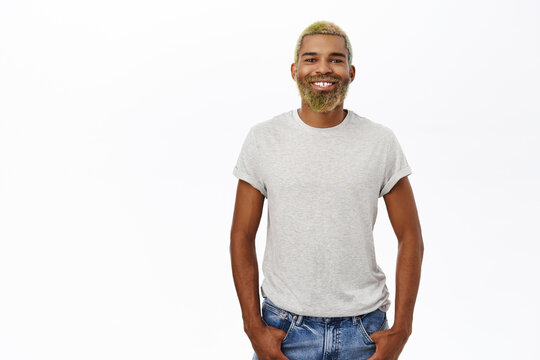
left=252, top=297, right=389, bottom=360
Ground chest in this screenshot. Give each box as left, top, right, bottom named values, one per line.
left=261, top=134, right=385, bottom=199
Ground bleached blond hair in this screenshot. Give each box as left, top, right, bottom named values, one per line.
left=294, top=21, right=353, bottom=67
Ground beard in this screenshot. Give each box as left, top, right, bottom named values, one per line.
left=295, top=73, right=350, bottom=113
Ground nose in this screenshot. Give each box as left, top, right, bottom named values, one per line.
left=315, top=59, right=332, bottom=75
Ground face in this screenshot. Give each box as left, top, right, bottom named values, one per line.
left=292, top=34, right=355, bottom=113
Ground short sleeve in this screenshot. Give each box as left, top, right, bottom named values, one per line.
left=232, top=127, right=267, bottom=198
left=379, top=130, right=412, bottom=198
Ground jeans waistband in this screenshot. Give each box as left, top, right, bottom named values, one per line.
left=262, top=297, right=367, bottom=327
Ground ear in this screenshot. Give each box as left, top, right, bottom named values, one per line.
left=291, top=62, right=297, bottom=81
left=349, top=64, right=356, bottom=82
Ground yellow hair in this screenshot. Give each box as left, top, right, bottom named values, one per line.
left=294, top=21, right=353, bottom=67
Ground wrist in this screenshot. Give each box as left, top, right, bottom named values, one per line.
left=391, top=323, right=413, bottom=337
left=244, top=318, right=265, bottom=336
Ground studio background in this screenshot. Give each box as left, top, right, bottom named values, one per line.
left=0, top=0, right=538, bottom=359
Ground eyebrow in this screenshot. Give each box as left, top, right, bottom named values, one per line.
left=301, top=52, right=347, bottom=58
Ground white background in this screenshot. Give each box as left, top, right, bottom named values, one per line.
left=1, top=0, right=539, bottom=359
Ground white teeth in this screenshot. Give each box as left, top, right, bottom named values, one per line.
left=314, top=81, right=333, bottom=87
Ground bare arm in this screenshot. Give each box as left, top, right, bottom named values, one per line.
left=230, top=180, right=289, bottom=360
left=383, top=176, right=424, bottom=336
left=230, top=179, right=266, bottom=334
left=368, top=176, right=423, bottom=360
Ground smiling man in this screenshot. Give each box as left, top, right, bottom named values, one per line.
left=231, top=21, right=423, bottom=360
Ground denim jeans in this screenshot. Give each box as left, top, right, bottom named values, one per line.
left=252, top=297, right=389, bottom=360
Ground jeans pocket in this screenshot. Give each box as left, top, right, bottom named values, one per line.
left=358, top=309, right=387, bottom=345
left=261, top=301, right=296, bottom=342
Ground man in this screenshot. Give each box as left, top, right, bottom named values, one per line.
left=230, top=20, right=423, bottom=360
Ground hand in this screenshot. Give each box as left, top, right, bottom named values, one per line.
left=248, top=324, right=289, bottom=360
left=367, top=326, right=410, bottom=360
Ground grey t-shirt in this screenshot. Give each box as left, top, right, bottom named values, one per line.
left=232, top=108, right=412, bottom=317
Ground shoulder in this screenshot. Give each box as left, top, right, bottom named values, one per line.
left=346, top=110, right=395, bottom=142
left=248, top=109, right=294, bottom=138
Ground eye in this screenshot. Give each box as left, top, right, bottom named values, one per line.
left=305, top=58, right=316, bottom=62
left=331, top=59, right=343, bottom=63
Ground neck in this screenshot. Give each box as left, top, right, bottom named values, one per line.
left=297, top=102, right=347, bottom=128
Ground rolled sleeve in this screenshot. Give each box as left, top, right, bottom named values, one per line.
left=232, top=127, right=267, bottom=198
left=379, top=130, right=412, bottom=198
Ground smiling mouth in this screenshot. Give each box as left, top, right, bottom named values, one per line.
left=310, top=81, right=337, bottom=90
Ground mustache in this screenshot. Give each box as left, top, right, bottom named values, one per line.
left=305, top=75, right=341, bottom=83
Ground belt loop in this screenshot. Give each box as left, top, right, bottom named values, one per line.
left=352, top=315, right=359, bottom=325
left=296, top=315, right=303, bottom=326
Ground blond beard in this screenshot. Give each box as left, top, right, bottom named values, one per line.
left=295, top=74, right=350, bottom=113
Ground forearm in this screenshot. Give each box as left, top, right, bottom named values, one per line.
left=230, top=234, right=264, bottom=336
left=393, top=235, right=424, bottom=335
